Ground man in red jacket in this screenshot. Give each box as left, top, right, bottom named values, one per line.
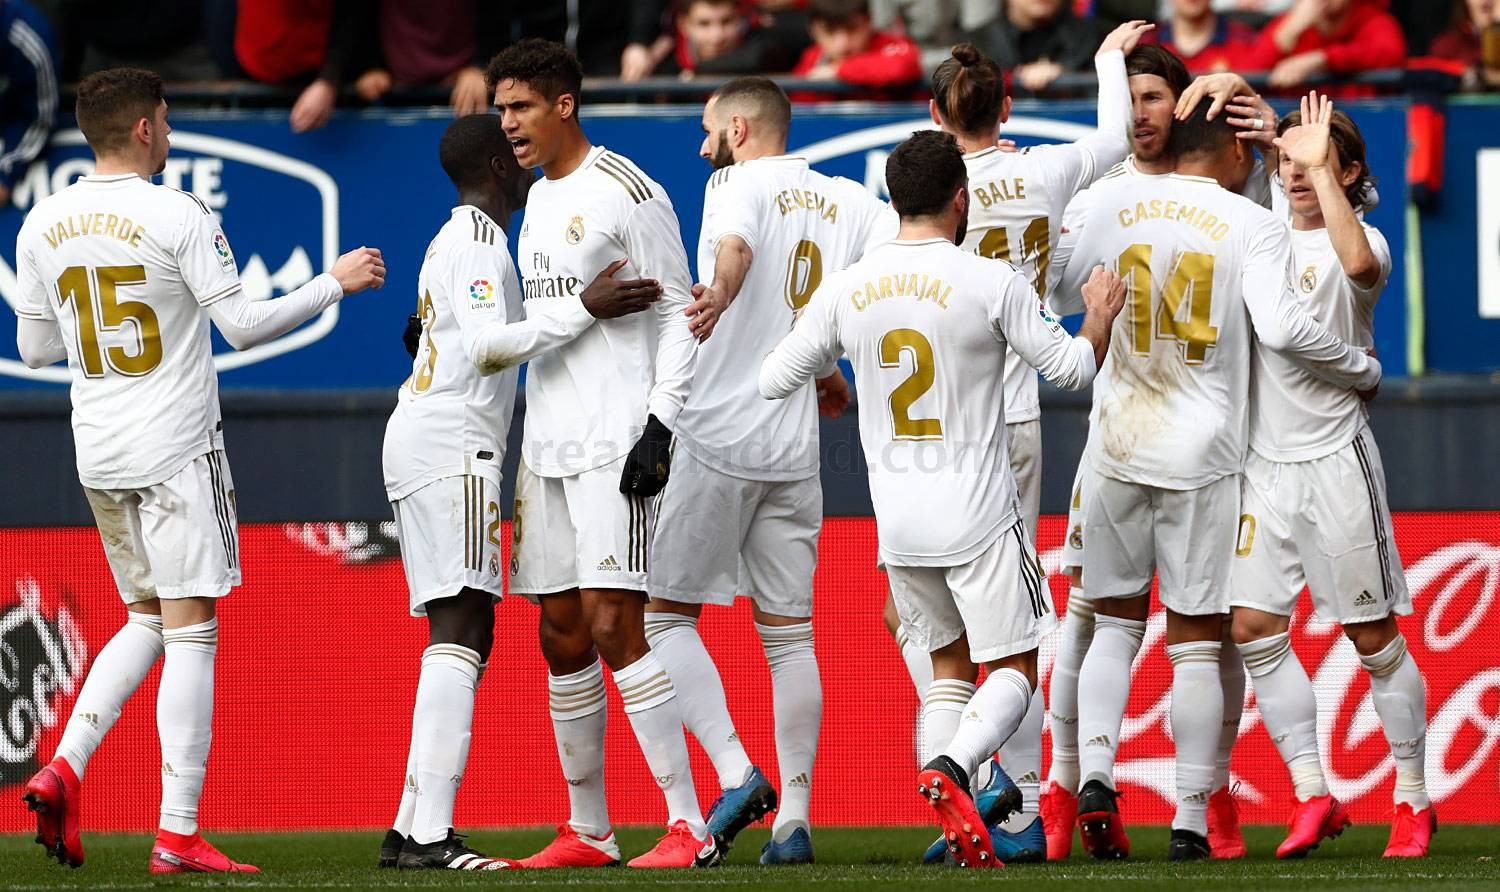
left=1242, top=0, right=1407, bottom=93
left=793, top=0, right=920, bottom=92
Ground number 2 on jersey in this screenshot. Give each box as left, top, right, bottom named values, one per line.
left=879, top=328, right=943, bottom=441
left=410, top=290, right=439, bottom=394
left=1119, top=244, right=1219, bottom=364
left=784, top=239, right=823, bottom=310
left=55, top=265, right=161, bottom=377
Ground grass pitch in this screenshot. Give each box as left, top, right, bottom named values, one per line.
left=3, top=824, right=1498, bottom=889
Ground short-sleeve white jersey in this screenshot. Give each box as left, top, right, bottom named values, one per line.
left=13, top=174, right=241, bottom=489
left=675, top=155, right=896, bottom=481
left=383, top=206, right=523, bottom=500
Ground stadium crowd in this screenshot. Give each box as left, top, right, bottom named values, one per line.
left=0, top=3, right=1496, bottom=207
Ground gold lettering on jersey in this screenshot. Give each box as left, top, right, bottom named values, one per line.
left=774, top=188, right=839, bottom=224
left=972, top=178, right=1026, bottom=208
left=850, top=273, right=952, bottom=311
left=41, top=214, right=145, bottom=250
left=1116, top=199, right=1230, bottom=242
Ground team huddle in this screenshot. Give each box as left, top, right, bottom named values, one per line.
left=14, top=21, right=1431, bottom=876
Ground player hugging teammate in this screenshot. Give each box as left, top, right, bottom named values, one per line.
left=17, top=36, right=1432, bottom=877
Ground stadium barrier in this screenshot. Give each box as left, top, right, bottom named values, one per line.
left=3, top=512, right=1497, bottom=832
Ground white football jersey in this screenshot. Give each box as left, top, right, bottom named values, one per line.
left=1051, top=173, right=1380, bottom=490
left=1250, top=222, right=1388, bottom=462
left=382, top=206, right=523, bottom=500
left=759, top=238, right=1097, bottom=567
left=516, top=146, right=697, bottom=477
left=675, top=155, right=897, bottom=481
left=13, top=174, right=239, bottom=489
left=961, top=143, right=1111, bottom=424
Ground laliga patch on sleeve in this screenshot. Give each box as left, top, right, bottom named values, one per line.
left=212, top=230, right=236, bottom=272
left=1037, top=300, right=1061, bottom=331
left=468, top=277, right=499, bottom=313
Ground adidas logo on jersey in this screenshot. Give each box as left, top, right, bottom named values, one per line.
left=1355, top=590, right=1377, bottom=607
left=597, top=555, right=621, bottom=571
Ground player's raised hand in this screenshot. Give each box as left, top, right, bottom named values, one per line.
left=1082, top=265, right=1126, bottom=319
left=1097, top=20, right=1154, bottom=57
left=1273, top=91, right=1334, bottom=169
left=332, top=246, right=386, bottom=294
left=685, top=282, right=731, bottom=342
left=815, top=371, right=851, bottom=418
left=581, top=258, right=662, bottom=319
left=1226, top=93, right=1279, bottom=148
left=1175, top=72, right=1254, bottom=122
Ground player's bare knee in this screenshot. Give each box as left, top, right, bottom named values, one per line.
left=1344, top=615, right=1399, bottom=656
left=1094, top=592, right=1148, bottom=621
left=1230, top=606, right=1288, bottom=645
left=984, top=649, right=1038, bottom=688
left=645, top=598, right=700, bottom=619
left=1166, top=610, right=1223, bottom=644
left=537, top=610, right=594, bottom=672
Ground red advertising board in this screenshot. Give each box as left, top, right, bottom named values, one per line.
left=2, top=513, right=1497, bottom=831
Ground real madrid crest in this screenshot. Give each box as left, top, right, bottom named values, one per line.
left=1300, top=265, right=1317, bottom=293
left=566, top=215, right=585, bottom=245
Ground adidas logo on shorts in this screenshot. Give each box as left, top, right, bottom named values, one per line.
left=1354, top=590, right=1377, bottom=607
left=597, top=555, right=621, bottom=571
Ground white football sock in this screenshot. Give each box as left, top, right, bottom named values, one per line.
left=919, top=678, right=975, bottom=767
left=758, top=622, right=820, bottom=835
left=999, top=686, right=1044, bottom=830
left=1217, top=627, right=1246, bottom=791
left=944, top=669, right=1032, bottom=783
left=409, top=644, right=481, bottom=844
left=1238, top=632, right=1326, bottom=799
left=643, top=613, right=752, bottom=790
left=896, top=624, right=933, bottom=698
left=1358, top=635, right=1430, bottom=810
left=614, top=653, right=706, bottom=837
left=1167, top=640, right=1223, bottom=836
left=549, top=660, right=610, bottom=837
left=1046, top=591, right=1094, bottom=794
left=157, top=618, right=217, bottom=835
left=392, top=743, right=417, bottom=837
left=56, top=612, right=163, bottom=780
left=1077, top=614, right=1145, bottom=789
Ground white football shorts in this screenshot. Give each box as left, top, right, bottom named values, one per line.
left=649, top=447, right=821, bottom=617
left=1082, top=468, right=1239, bottom=616
left=1231, top=426, right=1411, bottom=624
left=1008, top=418, right=1042, bottom=544
left=84, top=449, right=241, bottom=604
left=510, top=455, right=655, bottom=598
left=1061, top=456, right=1089, bottom=577
left=391, top=474, right=506, bottom=616
left=886, top=520, right=1057, bottom=663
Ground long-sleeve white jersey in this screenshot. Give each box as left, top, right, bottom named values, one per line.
left=14, top=174, right=246, bottom=488
left=960, top=48, right=1129, bottom=425
left=384, top=206, right=530, bottom=500
left=516, top=146, right=698, bottom=477
left=759, top=238, right=1098, bottom=567
left=676, top=155, right=897, bottom=481
left=1050, top=173, right=1381, bottom=490
left=1250, top=222, right=1389, bottom=463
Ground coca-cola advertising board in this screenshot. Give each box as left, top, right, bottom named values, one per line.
left=2, top=514, right=1497, bottom=831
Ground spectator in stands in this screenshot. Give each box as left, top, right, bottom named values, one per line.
left=793, top=0, right=921, bottom=89
left=1242, top=0, right=1408, bottom=90
left=970, top=0, right=1111, bottom=91
left=0, top=0, right=57, bottom=207
left=65, top=0, right=220, bottom=79
left=357, top=2, right=510, bottom=118
left=621, top=0, right=806, bottom=79
left=236, top=1, right=380, bottom=133
left=870, top=0, right=985, bottom=70
left=1430, top=0, right=1500, bottom=89
left=1144, top=0, right=1258, bottom=73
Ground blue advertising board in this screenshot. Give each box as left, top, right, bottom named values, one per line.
left=0, top=99, right=1413, bottom=389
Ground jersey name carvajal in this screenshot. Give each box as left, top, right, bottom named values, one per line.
left=383, top=206, right=522, bottom=499
left=961, top=143, right=1099, bottom=425
left=764, top=239, right=1096, bottom=566
left=675, top=155, right=896, bottom=480
left=13, top=175, right=239, bottom=489
left=516, top=145, right=697, bottom=477
left=1250, top=222, right=1388, bottom=462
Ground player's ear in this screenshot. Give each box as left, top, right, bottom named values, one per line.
left=557, top=91, right=576, bottom=122
left=135, top=116, right=152, bottom=148
left=928, top=99, right=942, bottom=127
left=1000, top=95, right=1012, bottom=125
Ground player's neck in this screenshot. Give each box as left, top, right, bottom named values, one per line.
left=459, top=189, right=508, bottom=227
left=954, top=132, right=997, bottom=155
left=541, top=128, right=593, bottom=180
left=734, top=139, right=788, bottom=162
left=92, top=154, right=152, bottom=180
left=1175, top=156, right=1235, bottom=189
left=897, top=218, right=956, bottom=242
left=1291, top=208, right=1327, bottom=232
left=1133, top=153, right=1175, bottom=176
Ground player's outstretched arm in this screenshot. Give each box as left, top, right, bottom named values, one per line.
left=1076, top=21, right=1146, bottom=173
left=759, top=283, right=841, bottom=401
left=685, top=234, right=752, bottom=343
left=1274, top=91, right=1383, bottom=292
left=996, top=264, right=1122, bottom=391
left=1242, top=220, right=1381, bottom=391
left=209, top=246, right=384, bottom=351
left=15, top=316, right=68, bottom=368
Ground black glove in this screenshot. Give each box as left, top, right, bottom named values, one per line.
left=403, top=313, right=422, bottom=358
left=619, top=414, right=673, bottom=497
